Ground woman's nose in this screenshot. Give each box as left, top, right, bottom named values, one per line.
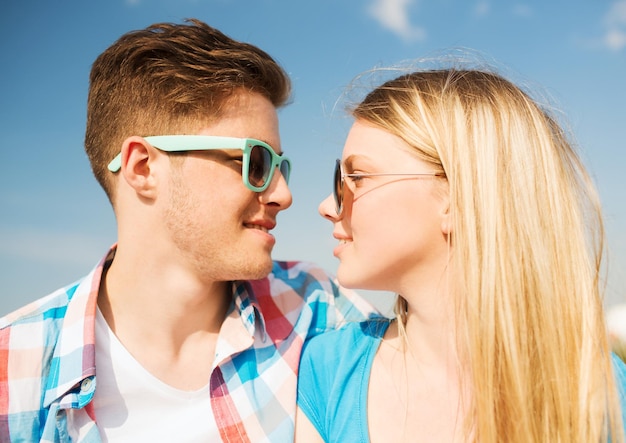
left=318, top=193, right=338, bottom=221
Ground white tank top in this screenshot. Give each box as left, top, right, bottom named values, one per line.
left=93, top=309, right=219, bottom=442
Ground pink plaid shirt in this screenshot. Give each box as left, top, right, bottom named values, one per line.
left=0, top=246, right=379, bottom=442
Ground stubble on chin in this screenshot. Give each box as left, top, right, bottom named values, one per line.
left=198, top=250, right=275, bottom=283
left=237, top=255, right=274, bottom=281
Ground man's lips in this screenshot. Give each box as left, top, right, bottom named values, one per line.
left=243, top=219, right=276, bottom=232
left=244, top=224, right=269, bottom=233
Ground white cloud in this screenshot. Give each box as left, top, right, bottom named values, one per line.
left=606, top=0, right=626, bottom=26
left=602, top=0, right=626, bottom=51
left=367, top=0, right=426, bottom=42
left=607, top=303, right=626, bottom=341
left=512, top=3, right=532, bottom=18
left=473, top=1, right=490, bottom=18
left=605, top=28, right=626, bottom=50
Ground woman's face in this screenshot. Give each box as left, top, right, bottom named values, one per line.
left=319, top=120, right=450, bottom=294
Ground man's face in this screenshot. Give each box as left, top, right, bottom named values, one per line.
left=162, top=92, right=292, bottom=283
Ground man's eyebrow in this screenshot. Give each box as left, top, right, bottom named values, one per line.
left=247, top=137, right=284, bottom=155
left=265, top=140, right=285, bottom=156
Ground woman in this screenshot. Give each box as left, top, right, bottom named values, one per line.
left=295, top=68, right=626, bottom=442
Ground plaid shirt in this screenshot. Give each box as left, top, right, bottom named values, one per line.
left=0, top=247, right=378, bottom=442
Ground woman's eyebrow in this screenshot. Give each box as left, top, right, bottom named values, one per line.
left=343, top=154, right=375, bottom=170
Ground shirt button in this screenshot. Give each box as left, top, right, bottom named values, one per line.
left=80, top=378, right=93, bottom=393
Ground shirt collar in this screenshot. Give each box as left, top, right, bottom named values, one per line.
left=43, top=246, right=275, bottom=406
left=43, top=246, right=115, bottom=408
left=232, top=279, right=267, bottom=341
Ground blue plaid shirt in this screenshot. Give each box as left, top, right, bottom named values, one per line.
left=0, top=246, right=379, bottom=442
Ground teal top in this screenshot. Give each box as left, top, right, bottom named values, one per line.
left=297, top=320, right=389, bottom=443
left=297, top=319, right=626, bottom=443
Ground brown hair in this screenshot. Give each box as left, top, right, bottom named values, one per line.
left=85, top=18, right=291, bottom=201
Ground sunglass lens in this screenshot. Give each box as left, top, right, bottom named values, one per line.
left=334, top=160, right=342, bottom=214
left=248, top=145, right=272, bottom=188
left=279, top=160, right=291, bottom=184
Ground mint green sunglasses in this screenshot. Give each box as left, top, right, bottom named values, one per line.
left=107, top=135, right=291, bottom=192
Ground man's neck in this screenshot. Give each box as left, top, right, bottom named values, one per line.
left=97, top=253, right=232, bottom=390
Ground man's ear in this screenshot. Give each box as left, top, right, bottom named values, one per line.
left=119, top=136, right=160, bottom=199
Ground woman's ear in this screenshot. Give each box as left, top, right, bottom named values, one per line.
left=119, top=136, right=160, bottom=199
left=440, top=195, right=452, bottom=236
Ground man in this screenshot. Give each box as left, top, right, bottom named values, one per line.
left=0, top=19, right=376, bottom=442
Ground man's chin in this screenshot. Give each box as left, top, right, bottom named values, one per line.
left=239, top=259, right=274, bottom=281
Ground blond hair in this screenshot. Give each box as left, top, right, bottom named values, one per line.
left=353, top=68, right=623, bottom=442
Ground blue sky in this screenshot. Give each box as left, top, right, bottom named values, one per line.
left=1, top=0, right=625, bottom=316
